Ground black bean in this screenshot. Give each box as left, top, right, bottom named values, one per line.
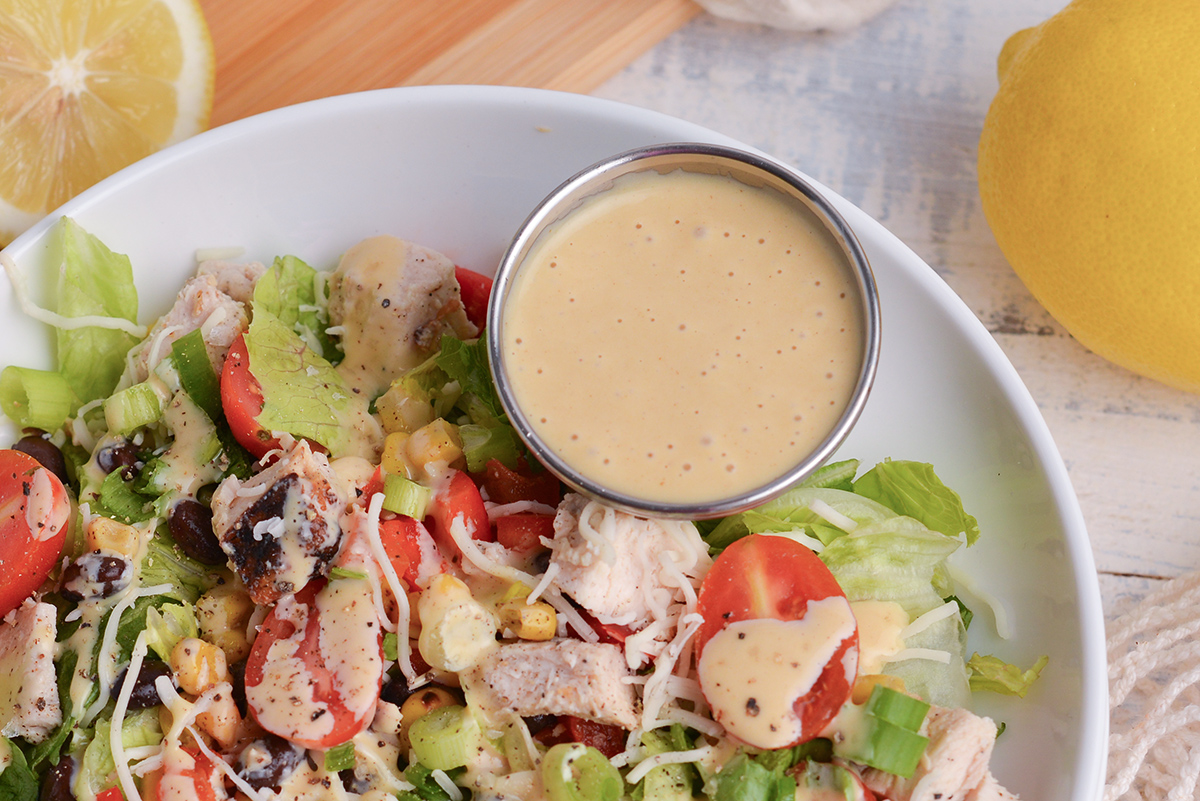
left=13, top=434, right=69, bottom=485
left=111, top=659, right=174, bottom=710
left=532, top=549, right=553, bottom=576
left=237, top=734, right=307, bottom=791
left=60, top=552, right=132, bottom=602
left=523, top=714, right=558, bottom=736
left=97, top=442, right=141, bottom=480
left=228, top=659, right=247, bottom=716
left=40, top=756, right=75, bottom=801
left=380, top=674, right=413, bottom=706
left=169, top=499, right=225, bottom=565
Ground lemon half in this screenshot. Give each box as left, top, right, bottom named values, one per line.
left=0, top=0, right=214, bottom=245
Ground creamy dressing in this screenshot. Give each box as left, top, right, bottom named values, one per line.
left=697, top=596, right=858, bottom=749
left=851, top=600, right=908, bottom=674
left=502, top=168, right=864, bottom=504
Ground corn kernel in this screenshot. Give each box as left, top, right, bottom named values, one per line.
left=851, top=673, right=907, bottom=705
left=171, top=637, right=229, bottom=696
left=406, top=419, right=463, bottom=471
left=85, top=517, right=140, bottom=557
left=497, top=599, right=557, bottom=641
left=381, top=431, right=414, bottom=478
left=196, top=585, right=255, bottom=664
left=376, top=384, right=437, bottom=435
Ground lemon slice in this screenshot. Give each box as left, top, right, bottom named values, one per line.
left=0, top=0, right=214, bottom=245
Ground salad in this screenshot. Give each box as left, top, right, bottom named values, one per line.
left=0, top=220, right=1046, bottom=801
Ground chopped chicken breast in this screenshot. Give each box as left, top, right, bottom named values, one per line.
left=127, top=274, right=248, bottom=383
left=327, top=235, right=477, bottom=400
left=863, top=705, right=1018, bottom=801
left=211, top=441, right=348, bottom=603
left=197, top=259, right=267, bottom=305
left=0, top=602, right=61, bottom=742
left=478, top=639, right=639, bottom=729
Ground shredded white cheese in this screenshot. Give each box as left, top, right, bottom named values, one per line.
left=360, top=492, right=419, bottom=685
left=431, top=769, right=464, bottom=801
left=887, top=647, right=953, bottom=665
left=486, top=500, right=557, bottom=520
left=809, top=498, right=859, bottom=532
left=625, top=744, right=715, bottom=785
left=947, top=562, right=1012, bottom=639
left=110, top=630, right=149, bottom=801
left=82, top=582, right=174, bottom=726
left=1, top=252, right=148, bottom=337
left=901, top=600, right=960, bottom=639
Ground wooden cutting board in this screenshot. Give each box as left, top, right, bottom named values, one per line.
left=199, top=0, right=701, bottom=127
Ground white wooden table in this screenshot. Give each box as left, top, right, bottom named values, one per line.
left=595, top=0, right=1197, bottom=625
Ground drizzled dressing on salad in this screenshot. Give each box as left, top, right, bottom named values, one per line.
left=0, top=220, right=1044, bottom=801
left=501, top=169, right=864, bottom=505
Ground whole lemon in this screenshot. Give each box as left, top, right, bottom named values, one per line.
left=978, top=0, right=1200, bottom=393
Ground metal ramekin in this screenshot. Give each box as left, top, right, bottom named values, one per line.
left=486, top=143, right=881, bottom=520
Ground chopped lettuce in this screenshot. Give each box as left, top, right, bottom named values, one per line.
left=706, top=487, right=897, bottom=550
left=853, top=460, right=980, bottom=545
left=967, top=654, right=1049, bottom=698
left=436, top=334, right=503, bottom=418
left=143, top=604, right=201, bottom=663
left=55, top=218, right=141, bottom=406
left=704, top=753, right=796, bottom=801
left=245, top=307, right=377, bottom=458
left=139, top=531, right=219, bottom=605
left=75, top=709, right=162, bottom=800
left=253, top=255, right=338, bottom=362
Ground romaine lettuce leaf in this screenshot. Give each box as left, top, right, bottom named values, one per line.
left=246, top=307, right=380, bottom=458
left=75, top=709, right=161, bottom=800
left=853, top=460, right=980, bottom=545
left=0, top=739, right=39, bottom=801
left=55, top=218, right=140, bottom=405
left=706, top=487, right=896, bottom=550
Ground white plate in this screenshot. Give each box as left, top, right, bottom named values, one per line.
left=0, top=85, right=1106, bottom=800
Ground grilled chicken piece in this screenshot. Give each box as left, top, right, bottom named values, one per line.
left=0, top=602, right=61, bottom=742
left=197, top=259, right=267, bottom=305
left=862, top=705, right=1019, bottom=801
left=211, top=441, right=347, bottom=603
left=128, top=274, right=248, bottom=384
left=478, top=639, right=639, bottom=729
left=327, top=235, right=477, bottom=401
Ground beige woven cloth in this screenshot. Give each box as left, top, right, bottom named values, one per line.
left=1107, top=570, right=1200, bottom=801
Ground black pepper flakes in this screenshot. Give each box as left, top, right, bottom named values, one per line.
left=745, top=698, right=760, bottom=716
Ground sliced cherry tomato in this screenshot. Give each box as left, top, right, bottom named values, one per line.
left=96, top=788, right=126, bottom=801
left=245, top=578, right=383, bottom=749
left=455, top=266, right=493, bottom=331
left=696, top=534, right=857, bottom=746
left=0, top=449, right=70, bottom=617
left=424, top=469, right=491, bottom=559
left=379, top=514, right=448, bottom=587
left=564, top=716, right=627, bottom=759
left=141, top=747, right=224, bottom=801
left=220, top=333, right=279, bottom=459
left=494, top=513, right=555, bottom=552
left=479, top=458, right=562, bottom=506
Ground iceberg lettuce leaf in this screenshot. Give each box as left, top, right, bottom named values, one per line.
left=55, top=218, right=140, bottom=405
left=853, top=460, right=980, bottom=545
left=967, top=653, right=1048, bottom=697
left=253, top=255, right=338, bottom=363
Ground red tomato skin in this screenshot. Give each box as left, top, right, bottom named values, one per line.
left=379, top=515, right=444, bottom=587
left=0, top=449, right=70, bottom=617
left=455, top=266, right=493, bottom=331
left=424, top=470, right=491, bottom=559
left=564, top=716, right=627, bottom=758
left=574, top=607, right=634, bottom=647
left=494, top=513, right=555, bottom=552
left=479, top=458, right=562, bottom=506
left=220, top=334, right=279, bottom=459
left=244, top=579, right=380, bottom=749
left=96, top=789, right=126, bottom=801
left=696, top=534, right=858, bottom=745
left=141, top=748, right=222, bottom=801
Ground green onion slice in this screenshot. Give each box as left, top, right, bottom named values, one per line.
left=171, top=329, right=222, bottom=421
left=323, top=741, right=356, bottom=772
left=541, top=743, right=623, bottom=801
left=0, top=366, right=74, bottom=431
left=409, top=705, right=480, bottom=771
left=381, top=473, right=432, bottom=519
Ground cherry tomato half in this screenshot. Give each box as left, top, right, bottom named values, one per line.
left=494, top=513, right=555, bottom=552
left=245, top=579, right=382, bottom=749
left=479, top=458, right=562, bottom=507
left=0, top=449, right=70, bottom=617
left=424, top=470, right=491, bottom=560
left=696, top=534, right=858, bottom=746
left=454, top=266, right=493, bottom=331
left=220, top=334, right=279, bottom=459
